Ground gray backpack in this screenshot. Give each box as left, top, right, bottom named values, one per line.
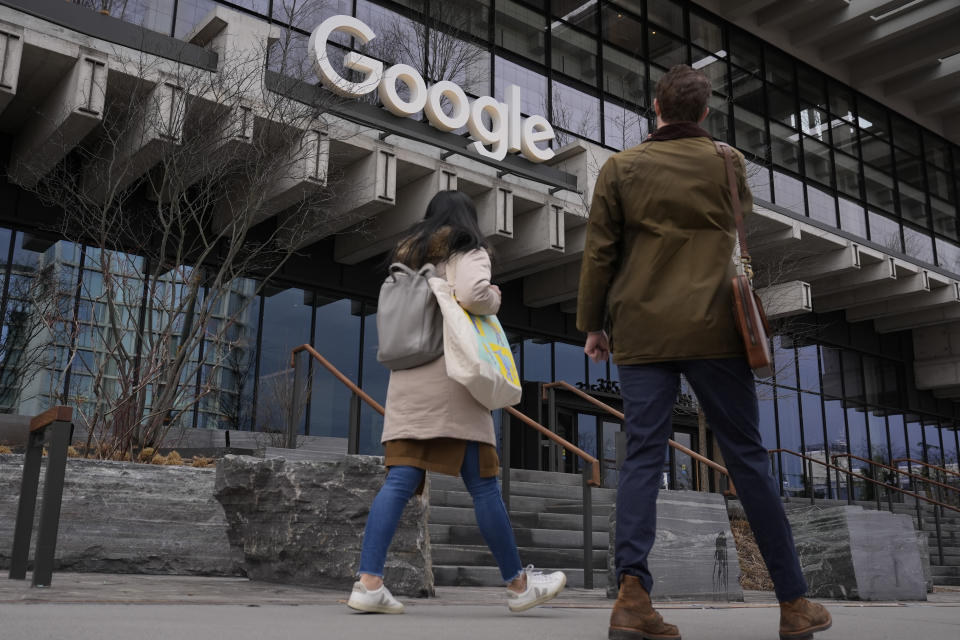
left=376, top=263, right=444, bottom=370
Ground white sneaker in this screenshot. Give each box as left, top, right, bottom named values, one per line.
left=506, top=565, right=567, bottom=612
left=346, top=581, right=404, bottom=614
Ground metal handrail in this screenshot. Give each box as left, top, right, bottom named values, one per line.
left=542, top=380, right=734, bottom=489
left=892, top=457, right=960, bottom=480
left=288, top=345, right=601, bottom=487
left=771, top=448, right=960, bottom=514
left=831, top=452, right=960, bottom=497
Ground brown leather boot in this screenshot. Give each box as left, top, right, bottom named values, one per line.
left=779, top=597, right=832, bottom=639
left=608, top=575, right=681, bottom=640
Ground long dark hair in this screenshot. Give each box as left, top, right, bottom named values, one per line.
left=390, top=190, right=488, bottom=267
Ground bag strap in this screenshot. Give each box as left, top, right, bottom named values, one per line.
left=714, top=141, right=751, bottom=273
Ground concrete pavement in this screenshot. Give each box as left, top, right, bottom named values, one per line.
left=1, top=573, right=959, bottom=640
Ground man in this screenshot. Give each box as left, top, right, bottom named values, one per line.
left=577, top=64, right=832, bottom=640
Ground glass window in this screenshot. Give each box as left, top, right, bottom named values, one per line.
left=690, top=13, right=723, bottom=53
left=692, top=46, right=727, bottom=95
left=496, top=0, right=546, bottom=64
left=523, top=339, right=551, bottom=382
left=603, top=5, right=643, bottom=55
left=858, top=97, right=889, bottom=141
left=824, top=399, right=847, bottom=497
left=932, top=198, right=957, bottom=240
left=828, top=81, right=855, bottom=123
left=800, top=107, right=829, bottom=141
left=770, top=121, right=800, bottom=171
left=767, top=87, right=797, bottom=128
left=603, top=44, right=648, bottom=104
left=773, top=171, right=805, bottom=216
left=925, top=424, right=944, bottom=466
left=552, top=0, right=597, bottom=32
left=807, top=184, right=837, bottom=227
left=702, top=92, right=729, bottom=142
left=774, top=338, right=797, bottom=388
left=757, top=383, right=777, bottom=450
left=888, top=414, right=907, bottom=464
left=647, top=0, right=683, bottom=34
left=928, top=167, right=953, bottom=204
left=861, top=133, right=892, bottom=172
left=868, top=411, right=889, bottom=465
left=936, top=238, right=960, bottom=273
left=863, top=165, right=895, bottom=213
left=554, top=342, right=585, bottom=386
left=839, top=196, right=867, bottom=237
left=899, top=182, right=928, bottom=228
left=273, top=0, right=343, bottom=28
left=648, top=29, right=686, bottom=69
left=604, top=101, right=649, bottom=150
left=729, top=30, right=761, bottom=76
left=257, top=288, right=312, bottom=435
left=359, top=309, right=388, bottom=454
left=803, top=136, right=832, bottom=187
left=846, top=407, right=870, bottom=499
left=777, top=390, right=803, bottom=496
left=432, top=0, right=490, bottom=41
left=745, top=159, right=771, bottom=201
left=355, top=2, right=420, bottom=67
left=429, top=34, right=489, bottom=93
left=310, top=298, right=360, bottom=438
left=552, top=24, right=599, bottom=85
left=765, top=47, right=794, bottom=87
left=895, top=148, right=924, bottom=188
left=733, top=106, right=767, bottom=162
left=175, top=0, right=217, bottom=38
left=801, top=393, right=828, bottom=497
left=797, top=65, right=826, bottom=111
left=891, top=114, right=921, bottom=154
left=906, top=418, right=925, bottom=462
left=100, top=0, right=175, bottom=35
left=830, top=118, right=858, bottom=156
left=731, top=67, right=763, bottom=114
left=495, top=57, right=547, bottom=115
left=842, top=350, right=864, bottom=404
left=925, top=132, right=951, bottom=171
left=834, top=151, right=861, bottom=201
left=551, top=81, right=601, bottom=143
left=869, top=211, right=902, bottom=252
left=797, top=345, right=820, bottom=393
left=942, top=426, right=958, bottom=477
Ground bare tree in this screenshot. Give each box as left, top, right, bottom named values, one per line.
left=12, top=7, right=350, bottom=458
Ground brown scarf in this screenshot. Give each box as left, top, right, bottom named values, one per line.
left=643, top=122, right=713, bottom=143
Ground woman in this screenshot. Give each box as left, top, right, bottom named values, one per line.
left=347, top=190, right=567, bottom=614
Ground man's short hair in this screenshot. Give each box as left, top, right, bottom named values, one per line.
left=655, top=64, right=712, bottom=124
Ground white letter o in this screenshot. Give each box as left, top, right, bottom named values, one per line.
left=424, top=81, right=470, bottom=131
left=378, top=64, right=427, bottom=117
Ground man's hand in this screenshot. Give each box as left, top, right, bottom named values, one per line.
left=584, top=331, right=609, bottom=363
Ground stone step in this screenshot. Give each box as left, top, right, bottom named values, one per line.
left=427, top=505, right=609, bottom=531
left=931, top=565, right=960, bottom=576
left=433, top=564, right=608, bottom=589
left=933, top=576, right=960, bottom=586
left=429, top=524, right=608, bottom=550
left=432, top=543, right=607, bottom=568
left=543, top=502, right=614, bottom=517
left=429, top=475, right=617, bottom=502
left=502, top=468, right=591, bottom=487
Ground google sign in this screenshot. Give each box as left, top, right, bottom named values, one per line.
left=309, top=15, right=556, bottom=163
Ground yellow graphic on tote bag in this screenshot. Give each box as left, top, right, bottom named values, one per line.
left=460, top=307, right=520, bottom=386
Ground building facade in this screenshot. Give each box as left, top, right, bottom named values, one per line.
left=0, top=0, right=957, bottom=499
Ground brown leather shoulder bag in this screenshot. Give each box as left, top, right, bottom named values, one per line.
left=715, top=141, right=773, bottom=378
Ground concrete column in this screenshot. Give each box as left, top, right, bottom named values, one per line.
left=0, top=22, right=23, bottom=114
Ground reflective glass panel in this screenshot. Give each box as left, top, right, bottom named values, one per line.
left=869, top=211, right=902, bottom=252
left=257, top=288, right=312, bottom=434
left=431, top=0, right=490, bottom=40
left=692, top=46, right=728, bottom=95
left=770, top=121, right=800, bottom=171
left=803, top=136, right=832, bottom=187
left=936, top=238, right=960, bottom=273
left=807, top=184, right=837, bottom=227
left=830, top=118, right=858, bottom=155
left=797, top=345, right=820, bottom=392
left=495, top=57, right=548, bottom=115
left=899, top=182, right=928, bottom=228
left=777, top=390, right=804, bottom=496
left=868, top=411, right=889, bottom=465
left=745, top=159, right=771, bottom=201
left=310, top=298, right=360, bottom=438
left=858, top=97, right=889, bottom=141
left=552, top=24, right=599, bottom=85
left=903, top=224, right=934, bottom=261
left=553, top=0, right=598, bottom=32
left=765, top=47, right=794, bottom=87
left=604, top=101, right=649, bottom=150
left=647, top=0, right=683, bottom=34
left=773, top=170, right=805, bottom=216
left=861, top=134, right=893, bottom=172
left=797, top=65, right=826, bottom=111
left=824, top=399, right=847, bottom=498
left=690, top=13, right=723, bottom=53
left=774, top=338, right=797, bottom=388
left=932, top=198, right=957, bottom=240
left=359, top=309, right=388, bottom=454
left=757, top=383, right=777, bottom=450
left=729, top=30, right=761, bottom=75
left=523, top=339, right=551, bottom=382
left=768, top=87, right=797, bottom=128
left=551, top=81, right=601, bottom=143
left=801, top=392, right=828, bottom=497
left=839, top=197, right=867, bottom=237
left=603, top=45, right=647, bottom=104
left=648, top=28, right=686, bottom=69
left=555, top=342, right=586, bottom=386
left=925, top=132, right=951, bottom=170
left=731, top=67, right=764, bottom=114
left=888, top=414, right=907, bottom=465
left=891, top=114, right=921, bottom=154
left=733, top=106, right=767, bottom=162
left=925, top=424, right=944, bottom=466
left=702, top=92, right=729, bottom=141
left=496, top=0, right=546, bottom=64
left=863, top=165, right=895, bottom=213
left=834, top=151, right=861, bottom=201
left=603, top=5, right=643, bottom=55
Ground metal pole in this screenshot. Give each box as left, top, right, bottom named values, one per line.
left=286, top=351, right=307, bottom=449
left=32, top=421, right=71, bottom=587
left=9, top=430, right=44, bottom=580
left=501, top=409, right=511, bottom=514
left=582, top=465, right=593, bottom=589
left=548, top=387, right=557, bottom=473
left=808, top=459, right=814, bottom=505
left=834, top=465, right=840, bottom=501
left=347, top=394, right=361, bottom=455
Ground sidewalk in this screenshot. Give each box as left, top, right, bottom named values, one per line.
left=1, top=573, right=958, bottom=640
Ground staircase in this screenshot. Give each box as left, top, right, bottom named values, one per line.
left=891, top=502, right=960, bottom=587
left=428, top=468, right=614, bottom=588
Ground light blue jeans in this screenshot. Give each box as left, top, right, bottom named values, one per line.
left=358, top=442, right=524, bottom=583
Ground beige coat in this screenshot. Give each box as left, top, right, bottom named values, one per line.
left=380, top=248, right=500, bottom=446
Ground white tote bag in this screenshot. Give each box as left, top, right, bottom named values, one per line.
left=428, top=262, right=521, bottom=410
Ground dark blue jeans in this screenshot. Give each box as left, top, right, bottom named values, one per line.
left=358, top=442, right=524, bottom=583
left=616, top=357, right=807, bottom=602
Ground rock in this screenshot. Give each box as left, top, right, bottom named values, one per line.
left=786, top=504, right=928, bottom=601
left=214, top=454, right=433, bottom=597
left=0, top=454, right=242, bottom=576
left=608, top=491, right=743, bottom=601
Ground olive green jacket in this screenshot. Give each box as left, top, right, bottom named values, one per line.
left=576, top=130, right=753, bottom=365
